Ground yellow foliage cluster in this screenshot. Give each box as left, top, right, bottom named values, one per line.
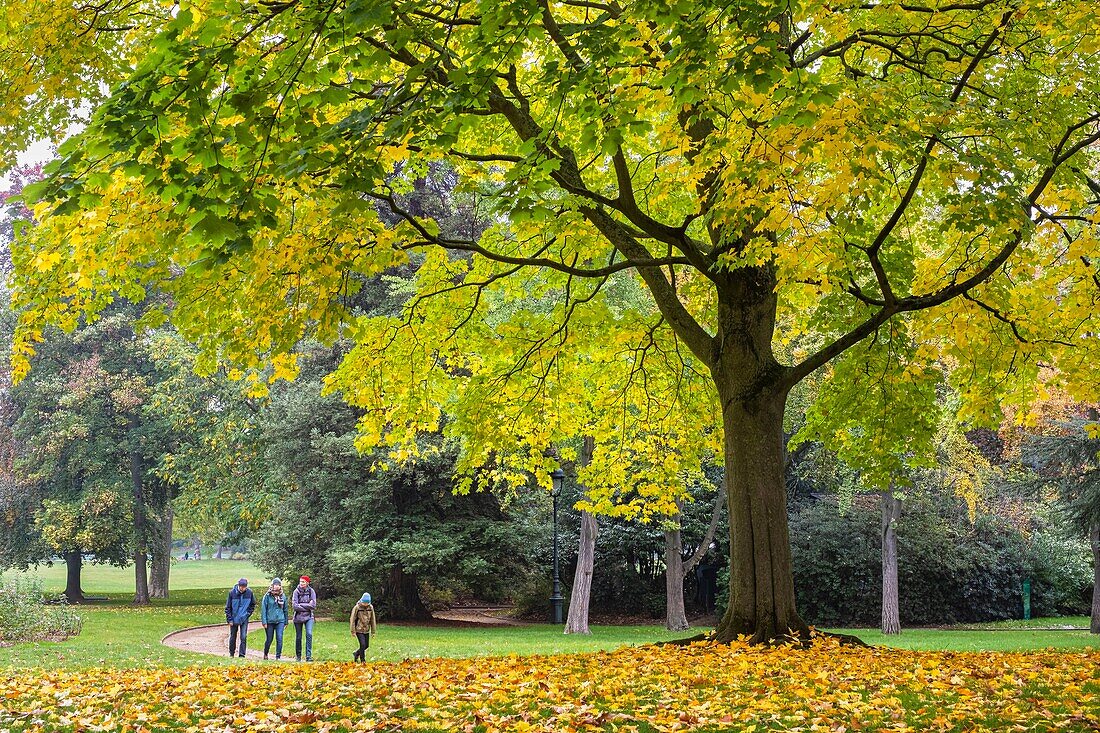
left=1, top=639, right=1098, bottom=731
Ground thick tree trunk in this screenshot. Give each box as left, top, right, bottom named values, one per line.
left=148, top=480, right=173, bottom=599
left=382, top=563, right=432, bottom=620
left=564, top=510, right=598, bottom=634
left=664, top=524, right=689, bottom=631
left=62, top=550, right=85, bottom=604
left=712, top=391, right=809, bottom=644
left=131, top=443, right=150, bottom=606
left=881, top=488, right=902, bottom=635
left=1090, top=523, right=1100, bottom=635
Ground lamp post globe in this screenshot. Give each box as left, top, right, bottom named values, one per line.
left=549, top=468, right=565, bottom=624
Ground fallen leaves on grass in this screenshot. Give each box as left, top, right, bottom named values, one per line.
left=0, top=636, right=1097, bottom=731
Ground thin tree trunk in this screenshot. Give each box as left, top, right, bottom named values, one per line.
left=682, top=486, right=727, bottom=579
left=712, top=391, right=809, bottom=644
left=62, top=550, right=85, bottom=604
left=1090, top=522, right=1100, bottom=635
left=148, top=478, right=173, bottom=599
left=565, top=511, right=598, bottom=634
left=664, top=521, right=689, bottom=631
left=668, top=487, right=727, bottom=626
left=215, top=545, right=224, bottom=559
left=131, top=441, right=150, bottom=606
left=565, top=436, right=596, bottom=635
left=881, top=487, right=901, bottom=635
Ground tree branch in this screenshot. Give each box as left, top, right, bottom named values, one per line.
left=681, top=485, right=726, bottom=577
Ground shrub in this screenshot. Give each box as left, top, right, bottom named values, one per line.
left=1026, top=522, right=1092, bottom=617
left=0, top=578, right=82, bottom=643
left=785, top=495, right=1060, bottom=627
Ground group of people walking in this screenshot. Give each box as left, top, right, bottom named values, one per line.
left=224, top=575, right=376, bottom=662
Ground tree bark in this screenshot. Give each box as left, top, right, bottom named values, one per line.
left=664, top=522, right=689, bottom=631
left=682, top=486, right=727, bottom=579
left=131, top=441, right=150, bottom=606
left=565, top=436, right=597, bottom=635
left=565, top=510, right=598, bottom=634
left=881, top=487, right=902, bottom=635
left=62, top=549, right=85, bottom=604
left=712, top=391, right=809, bottom=644
left=382, top=563, right=432, bottom=620
left=148, top=479, right=173, bottom=599
left=1090, top=522, right=1099, bottom=635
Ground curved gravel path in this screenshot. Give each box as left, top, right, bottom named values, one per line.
left=162, top=623, right=281, bottom=660
left=162, top=608, right=524, bottom=659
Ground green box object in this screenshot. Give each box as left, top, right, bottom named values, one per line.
left=1022, top=578, right=1032, bottom=620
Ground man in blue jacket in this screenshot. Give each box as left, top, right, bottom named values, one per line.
left=225, top=578, right=257, bottom=658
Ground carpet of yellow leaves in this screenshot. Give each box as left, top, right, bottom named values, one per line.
left=1, top=638, right=1098, bottom=732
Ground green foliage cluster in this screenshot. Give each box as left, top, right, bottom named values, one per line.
left=249, top=347, right=541, bottom=619
left=0, top=577, right=82, bottom=643
left=786, top=497, right=1091, bottom=627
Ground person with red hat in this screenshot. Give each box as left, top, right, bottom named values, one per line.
left=291, top=575, right=317, bottom=661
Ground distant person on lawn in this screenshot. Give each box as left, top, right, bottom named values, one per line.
left=224, top=578, right=256, bottom=658
left=349, top=592, right=377, bottom=662
left=291, top=575, right=317, bottom=662
left=261, top=578, right=289, bottom=660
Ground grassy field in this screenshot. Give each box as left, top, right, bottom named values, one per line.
left=828, top=627, right=1097, bottom=651
left=3, top=558, right=265, bottom=598
left=1, top=560, right=1097, bottom=670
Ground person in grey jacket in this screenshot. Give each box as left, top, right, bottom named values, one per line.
left=225, top=578, right=256, bottom=657
left=291, top=575, right=317, bottom=662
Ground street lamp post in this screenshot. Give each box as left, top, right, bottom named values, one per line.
left=549, top=467, right=565, bottom=624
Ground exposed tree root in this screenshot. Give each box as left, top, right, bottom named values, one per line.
left=657, top=629, right=870, bottom=649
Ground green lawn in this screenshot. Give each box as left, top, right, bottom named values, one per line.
left=0, top=601, right=694, bottom=669
left=829, top=627, right=1098, bottom=651
left=944, top=615, right=1091, bottom=630
left=2, top=561, right=1097, bottom=669
left=2, top=558, right=265, bottom=598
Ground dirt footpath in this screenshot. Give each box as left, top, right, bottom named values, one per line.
left=162, top=608, right=524, bottom=659
left=162, top=623, right=290, bottom=660
left=429, top=607, right=524, bottom=626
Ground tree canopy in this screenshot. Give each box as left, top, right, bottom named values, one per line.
left=5, top=0, right=1100, bottom=642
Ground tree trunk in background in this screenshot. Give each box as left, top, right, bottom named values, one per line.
left=131, top=442, right=150, bottom=606
left=382, top=563, right=431, bottom=620
left=62, top=550, right=85, bottom=604
left=881, top=488, right=902, bottom=635
left=667, top=487, right=728, bottom=628
left=564, top=436, right=597, bottom=635
left=1090, top=523, right=1100, bottom=635
left=216, top=545, right=224, bottom=559
left=149, top=485, right=173, bottom=599
left=565, top=510, right=598, bottom=634
left=664, top=523, right=689, bottom=631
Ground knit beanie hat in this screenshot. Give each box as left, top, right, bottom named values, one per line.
left=360, top=592, right=372, bottom=604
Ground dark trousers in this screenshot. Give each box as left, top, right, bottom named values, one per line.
left=228, top=622, right=248, bottom=657
left=264, top=622, right=286, bottom=658
left=354, top=632, right=370, bottom=661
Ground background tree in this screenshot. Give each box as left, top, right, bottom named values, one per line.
left=564, top=437, right=597, bottom=635
left=1023, top=410, right=1100, bottom=633
left=3, top=322, right=135, bottom=602
left=250, top=345, right=539, bottom=618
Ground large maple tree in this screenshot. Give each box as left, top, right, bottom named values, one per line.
left=4, top=0, right=1100, bottom=642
